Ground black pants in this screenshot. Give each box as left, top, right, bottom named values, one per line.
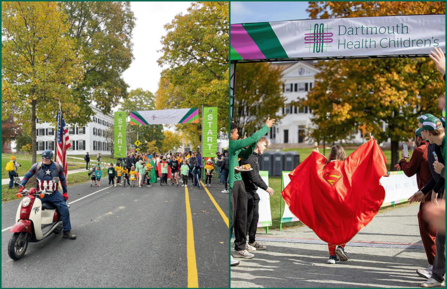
left=222, top=169, right=229, bottom=190
left=231, top=180, right=247, bottom=251
left=246, top=191, right=260, bottom=244
left=162, top=173, right=168, bottom=184
left=108, top=176, right=115, bottom=185
left=124, top=175, right=130, bottom=185
left=205, top=175, right=212, bottom=184
left=432, top=233, right=445, bottom=282
left=182, top=175, right=188, bottom=185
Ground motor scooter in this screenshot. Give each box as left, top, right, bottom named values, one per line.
left=8, top=177, right=63, bottom=260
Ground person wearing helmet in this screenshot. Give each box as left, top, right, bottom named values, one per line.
left=19, top=150, right=76, bottom=240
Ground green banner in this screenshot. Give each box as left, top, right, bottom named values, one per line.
left=114, top=111, right=127, bottom=158
left=202, top=107, right=218, bottom=158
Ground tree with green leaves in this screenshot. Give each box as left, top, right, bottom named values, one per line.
left=63, top=2, right=135, bottom=118
left=156, top=2, right=229, bottom=148
left=120, top=88, right=165, bottom=151
left=2, top=2, right=84, bottom=164
left=161, top=131, right=183, bottom=153
left=305, top=1, right=445, bottom=169
left=234, top=63, right=286, bottom=137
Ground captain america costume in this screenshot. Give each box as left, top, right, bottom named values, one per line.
left=21, top=161, right=72, bottom=232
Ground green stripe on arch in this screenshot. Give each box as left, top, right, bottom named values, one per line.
left=178, top=108, right=197, bottom=124
left=131, top=111, right=149, bottom=125
left=242, top=22, right=289, bottom=60
left=231, top=46, right=242, bottom=61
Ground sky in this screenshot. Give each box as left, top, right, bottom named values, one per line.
left=231, top=2, right=310, bottom=24
left=122, top=2, right=192, bottom=96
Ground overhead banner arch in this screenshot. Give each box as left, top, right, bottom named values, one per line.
left=231, top=15, right=445, bottom=62
left=130, top=108, right=199, bottom=125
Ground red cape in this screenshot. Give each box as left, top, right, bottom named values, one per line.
left=157, top=162, right=172, bottom=179
left=281, top=139, right=388, bottom=245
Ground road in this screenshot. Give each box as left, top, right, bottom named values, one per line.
left=231, top=203, right=431, bottom=288
left=2, top=178, right=229, bottom=288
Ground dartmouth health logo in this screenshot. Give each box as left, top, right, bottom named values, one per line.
left=305, top=23, right=333, bottom=53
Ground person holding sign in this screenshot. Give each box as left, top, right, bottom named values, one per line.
left=230, top=118, right=275, bottom=260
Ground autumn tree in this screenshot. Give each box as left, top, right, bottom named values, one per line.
left=2, top=114, right=22, bottom=152
left=62, top=2, right=135, bottom=118
left=161, top=131, right=183, bottom=153
left=234, top=63, right=286, bottom=137
left=305, top=1, right=445, bottom=169
left=156, top=2, right=229, bottom=148
left=2, top=2, right=84, bottom=164
left=120, top=88, right=165, bottom=151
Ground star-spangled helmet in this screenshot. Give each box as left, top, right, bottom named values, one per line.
left=42, top=150, right=53, bottom=160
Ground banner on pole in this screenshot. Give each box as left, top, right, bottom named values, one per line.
left=281, top=171, right=299, bottom=224
left=231, top=15, right=445, bottom=62
left=202, top=107, right=218, bottom=158
left=257, top=171, right=272, bottom=228
left=130, top=108, right=199, bottom=125
left=114, top=111, right=127, bottom=158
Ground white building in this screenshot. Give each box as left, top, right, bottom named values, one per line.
left=269, top=61, right=366, bottom=146
left=36, top=106, right=114, bottom=156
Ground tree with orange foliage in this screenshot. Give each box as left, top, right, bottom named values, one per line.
left=305, top=1, right=445, bottom=169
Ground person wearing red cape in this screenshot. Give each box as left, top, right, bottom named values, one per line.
left=281, top=138, right=388, bottom=264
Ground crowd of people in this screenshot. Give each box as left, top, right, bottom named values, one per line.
left=85, top=150, right=229, bottom=190
left=229, top=48, right=446, bottom=288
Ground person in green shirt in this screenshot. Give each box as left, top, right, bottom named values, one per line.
left=230, top=117, right=275, bottom=260
left=181, top=160, right=190, bottom=187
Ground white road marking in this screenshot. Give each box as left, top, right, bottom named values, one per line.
left=2, top=186, right=111, bottom=233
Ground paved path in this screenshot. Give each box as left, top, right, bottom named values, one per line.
left=231, top=203, right=430, bottom=288
left=2, top=178, right=229, bottom=288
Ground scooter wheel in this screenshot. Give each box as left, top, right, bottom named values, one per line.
left=8, top=232, right=29, bottom=260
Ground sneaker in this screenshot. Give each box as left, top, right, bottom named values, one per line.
left=177, top=184, right=179, bottom=187
left=63, top=230, right=77, bottom=240
left=421, top=278, right=445, bottom=287
left=249, top=241, right=266, bottom=250
left=139, top=185, right=142, bottom=188
left=222, top=190, right=229, bottom=194
left=147, top=185, right=152, bottom=188
left=232, top=250, right=254, bottom=259
left=327, top=255, right=339, bottom=264
left=231, top=256, right=240, bottom=266
left=335, top=246, right=349, bottom=261
left=246, top=243, right=256, bottom=252
left=90, top=184, right=92, bottom=187
left=114, top=185, right=116, bottom=187
left=417, top=266, right=433, bottom=279
left=171, top=183, right=175, bottom=186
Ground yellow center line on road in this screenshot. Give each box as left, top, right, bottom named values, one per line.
left=185, top=186, right=199, bottom=288
left=200, top=181, right=229, bottom=228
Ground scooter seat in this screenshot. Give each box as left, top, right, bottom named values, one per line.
left=42, top=202, right=56, bottom=210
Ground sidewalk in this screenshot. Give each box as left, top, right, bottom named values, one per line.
left=2, top=168, right=87, bottom=186
left=231, top=203, right=427, bottom=288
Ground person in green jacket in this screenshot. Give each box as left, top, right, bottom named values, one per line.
left=107, top=163, right=116, bottom=187
left=230, top=117, right=275, bottom=261
left=149, top=156, right=157, bottom=185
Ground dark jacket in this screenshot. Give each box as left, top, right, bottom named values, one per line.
left=189, top=157, right=197, bottom=168
left=84, top=154, right=90, bottom=162
left=216, top=156, right=223, bottom=168
left=126, top=156, right=133, bottom=168
left=421, top=143, right=445, bottom=198
left=221, top=156, right=229, bottom=171
left=240, top=152, right=268, bottom=194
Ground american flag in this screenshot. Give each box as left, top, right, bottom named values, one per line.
left=56, top=108, right=70, bottom=181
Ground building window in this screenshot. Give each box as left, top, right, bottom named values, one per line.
left=78, top=140, right=84, bottom=150
left=270, top=126, right=276, bottom=139
left=298, top=125, right=306, bottom=143
left=48, top=128, right=54, bottom=136
left=49, top=141, right=54, bottom=150
left=98, top=129, right=102, bottom=137
left=93, top=128, right=97, bottom=136
left=297, top=83, right=306, bottom=92
left=38, top=142, right=45, bottom=151
left=93, top=116, right=97, bottom=122
left=93, top=141, right=96, bottom=151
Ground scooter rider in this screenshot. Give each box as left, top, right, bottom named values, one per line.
left=19, top=150, right=76, bottom=240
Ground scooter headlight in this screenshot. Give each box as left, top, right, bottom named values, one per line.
left=21, top=197, right=31, bottom=208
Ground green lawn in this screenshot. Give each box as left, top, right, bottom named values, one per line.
left=2, top=154, right=85, bottom=179
left=2, top=169, right=109, bottom=203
